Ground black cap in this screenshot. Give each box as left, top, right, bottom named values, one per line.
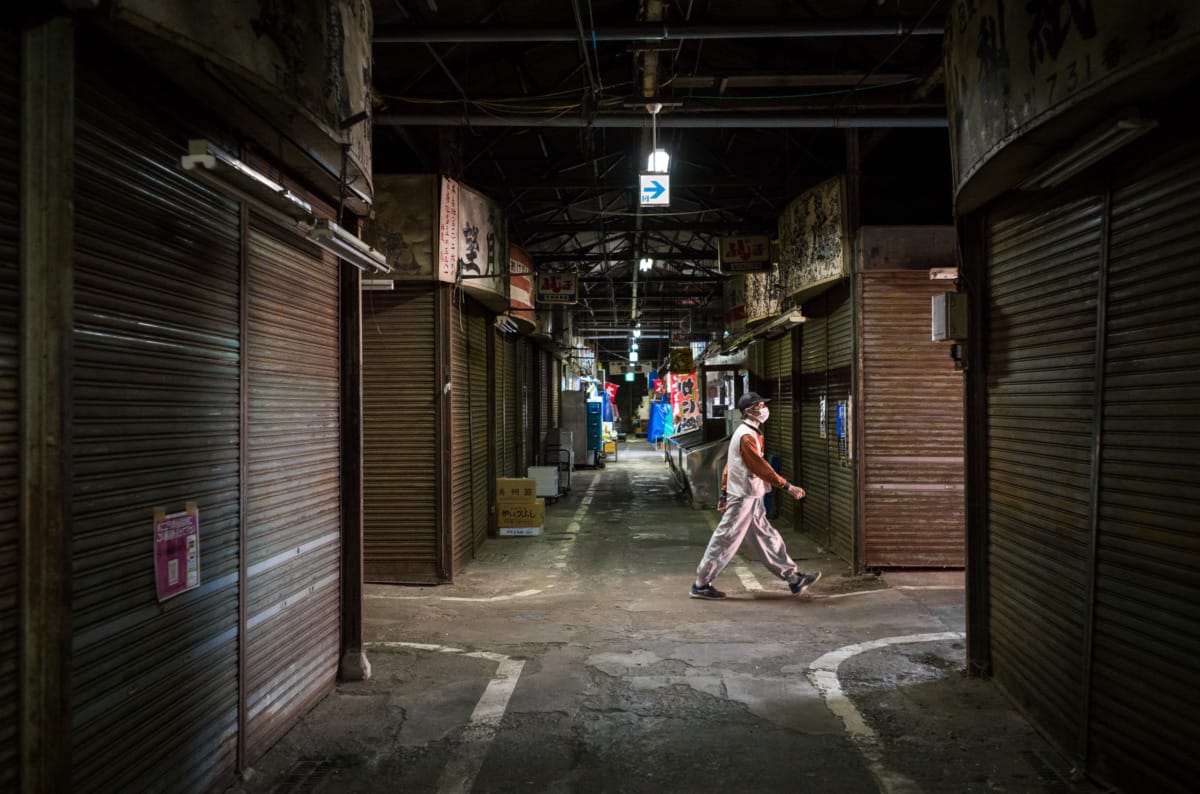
left=736, top=391, right=771, bottom=410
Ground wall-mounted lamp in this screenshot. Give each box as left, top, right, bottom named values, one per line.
left=494, top=314, right=520, bottom=334
left=309, top=220, right=392, bottom=273
left=179, top=139, right=314, bottom=223
left=1020, top=111, right=1157, bottom=190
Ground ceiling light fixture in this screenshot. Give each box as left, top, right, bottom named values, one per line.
left=179, top=139, right=314, bottom=223
left=308, top=220, right=392, bottom=273
left=645, top=102, right=670, bottom=173
left=639, top=257, right=653, bottom=271
left=1020, top=111, right=1157, bottom=191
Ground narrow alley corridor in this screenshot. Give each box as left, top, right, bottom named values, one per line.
left=233, top=443, right=1092, bottom=794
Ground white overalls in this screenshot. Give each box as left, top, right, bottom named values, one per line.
left=695, top=420, right=800, bottom=586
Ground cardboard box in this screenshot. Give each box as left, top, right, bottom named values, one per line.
left=498, top=498, right=544, bottom=528
left=498, top=525, right=542, bottom=537
left=496, top=477, right=537, bottom=505
left=603, top=440, right=617, bottom=454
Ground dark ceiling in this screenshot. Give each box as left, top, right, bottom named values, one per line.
left=370, top=0, right=952, bottom=364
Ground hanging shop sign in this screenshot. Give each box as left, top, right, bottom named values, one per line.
left=509, top=245, right=537, bottom=330
left=946, top=2, right=1200, bottom=211
left=154, top=502, right=200, bottom=602
left=669, top=346, right=695, bottom=374
left=668, top=373, right=701, bottom=434
left=718, top=235, right=772, bottom=274
left=724, top=274, right=748, bottom=336
left=776, top=175, right=848, bottom=301
left=365, top=174, right=437, bottom=277
left=536, top=271, right=578, bottom=304
left=438, top=177, right=505, bottom=308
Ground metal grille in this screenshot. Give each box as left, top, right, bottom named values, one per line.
left=0, top=30, right=18, bottom=789
left=243, top=217, right=341, bottom=762
left=985, top=189, right=1103, bottom=752
left=537, top=350, right=550, bottom=451
left=363, top=284, right=439, bottom=583
left=798, top=305, right=831, bottom=549
left=71, top=67, right=241, bottom=792
left=1087, top=143, right=1200, bottom=792
left=861, top=270, right=965, bottom=567
left=468, top=307, right=490, bottom=549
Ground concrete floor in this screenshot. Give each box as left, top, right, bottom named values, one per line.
left=231, top=441, right=1097, bottom=794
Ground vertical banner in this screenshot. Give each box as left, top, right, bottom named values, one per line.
left=154, top=502, right=200, bottom=602
left=438, top=177, right=459, bottom=282
left=668, top=373, right=701, bottom=434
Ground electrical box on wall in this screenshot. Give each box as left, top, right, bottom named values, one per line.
left=931, top=292, right=968, bottom=341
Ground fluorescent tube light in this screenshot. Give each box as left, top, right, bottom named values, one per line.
left=308, top=220, right=392, bottom=273
left=180, top=139, right=315, bottom=222
left=760, top=309, right=806, bottom=340
left=1020, top=113, right=1157, bottom=191
left=362, top=279, right=394, bottom=291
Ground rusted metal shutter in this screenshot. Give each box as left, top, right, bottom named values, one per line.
left=362, top=284, right=439, bottom=583
left=985, top=188, right=1103, bottom=755
left=1087, top=143, right=1200, bottom=792
left=798, top=304, right=830, bottom=549
left=550, top=357, right=561, bottom=427
left=243, top=215, right=340, bottom=762
left=827, top=283, right=856, bottom=564
left=450, top=296, right=489, bottom=573
left=71, top=67, right=241, bottom=792
left=0, top=30, right=18, bottom=790
left=518, top=339, right=532, bottom=471
left=495, top=332, right=519, bottom=477
left=861, top=270, right=965, bottom=567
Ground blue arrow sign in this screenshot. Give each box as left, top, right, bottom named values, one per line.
left=642, top=180, right=665, bottom=200
left=639, top=173, right=670, bottom=206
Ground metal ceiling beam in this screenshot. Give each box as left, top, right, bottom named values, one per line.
left=375, top=111, right=947, bottom=128
left=523, top=222, right=739, bottom=234
left=375, top=20, right=944, bottom=43
left=535, top=252, right=716, bottom=262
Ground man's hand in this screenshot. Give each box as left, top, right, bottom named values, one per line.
left=788, top=484, right=806, bottom=501
left=717, top=497, right=728, bottom=513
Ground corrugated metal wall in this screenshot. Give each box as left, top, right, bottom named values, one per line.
left=860, top=270, right=965, bottom=567
left=243, top=216, right=341, bottom=762
left=1086, top=142, right=1200, bottom=792
left=798, top=306, right=830, bottom=549
left=71, top=66, right=242, bottom=792
left=362, top=284, right=439, bottom=583
left=0, top=30, right=17, bottom=790
left=985, top=189, right=1103, bottom=757
left=450, top=296, right=489, bottom=573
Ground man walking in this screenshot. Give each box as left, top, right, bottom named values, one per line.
left=691, top=391, right=821, bottom=599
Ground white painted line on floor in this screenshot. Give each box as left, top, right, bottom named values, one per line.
left=551, top=473, right=601, bottom=571
left=366, top=642, right=525, bottom=794
left=734, top=565, right=764, bottom=592
left=567, top=521, right=581, bottom=533
left=366, top=589, right=542, bottom=603
left=817, top=585, right=964, bottom=600
left=808, top=631, right=965, bottom=794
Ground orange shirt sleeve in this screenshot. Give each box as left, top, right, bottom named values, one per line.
left=739, top=433, right=787, bottom=488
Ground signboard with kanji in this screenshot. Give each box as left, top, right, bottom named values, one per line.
left=536, top=271, right=578, bottom=304
left=718, top=235, right=772, bottom=273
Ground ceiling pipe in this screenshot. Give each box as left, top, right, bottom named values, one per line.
left=375, top=112, right=947, bottom=128
left=374, top=20, right=944, bottom=43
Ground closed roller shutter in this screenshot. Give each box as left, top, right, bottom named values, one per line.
left=363, top=284, right=439, bottom=582
left=450, top=296, right=489, bottom=573
left=518, top=339, right=533, bottom=471
left=550, top=357, right=561, bottom=427
left=537, top=350, right=550, bottom=449
left=1087, top=142, right=1200, bottom=792
left=0, top=30, right=17, bottom=790
left=496, top=332, right=519, bottom=477
left=243, top=216, right=340, bottom=762
left=762, top=335, right=795, bottom=526
left=799, top=304, right=830, bottom=549
left=861, top=270, right=965, bottom=567
left=71, top=67, right=241, bottom=792
left=827, top=283, right=855, bottom=564
left=985, top=189, right=1103, bottom=754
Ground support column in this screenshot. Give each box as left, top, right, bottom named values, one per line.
left=339, top=262, right=370, bottom=681
left=20, top=14, right=74, bottom=792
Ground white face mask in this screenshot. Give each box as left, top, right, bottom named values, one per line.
left=751, top=405, right=770, bottom=423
